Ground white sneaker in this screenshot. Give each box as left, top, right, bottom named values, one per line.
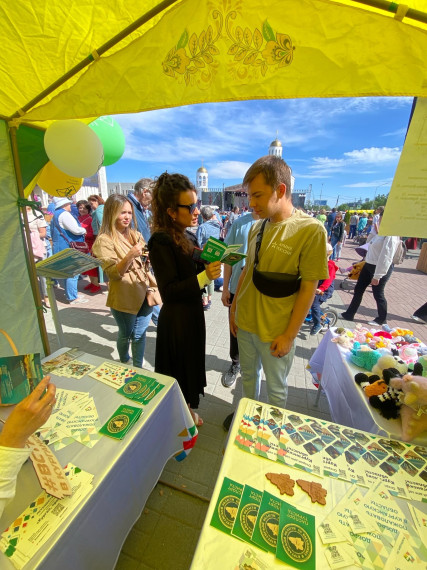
left=411, top=314, right=426, bottom=324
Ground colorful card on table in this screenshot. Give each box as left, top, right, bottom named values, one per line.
left=99, top=404, right=143, bottom=440
left=251, top=490, right=281, bottom=554
left=89, top=362, right=137, bottom=389
left=210, top=477, right=244, bottom=535
left=275, top=500, right=316, bottom=570
left=41, top=348, right=84, bottom=374
left=51, top=360, right=95, bottom=379
left=232, top=484, right=263, bottom=544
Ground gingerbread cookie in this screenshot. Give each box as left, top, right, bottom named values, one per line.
left=265, top=472, right=295, bottom=496
left=296, top=479, right=327, bottom=505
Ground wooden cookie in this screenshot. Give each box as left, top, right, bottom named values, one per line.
left=265, top=472, right=295, bottom=496
left=296, top=479, right=327, bottom=505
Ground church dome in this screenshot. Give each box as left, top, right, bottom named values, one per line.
left=270, top=138, right=282, bottom=147
left=197, top=166, right=207, bottom=173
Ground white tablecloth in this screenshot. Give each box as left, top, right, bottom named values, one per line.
left=308, top=329, right=427, bottom=445
left=0, top=349, right=196, bottom=570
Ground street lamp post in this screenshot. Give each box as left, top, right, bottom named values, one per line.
left=374, top=182, right=390, bottom=200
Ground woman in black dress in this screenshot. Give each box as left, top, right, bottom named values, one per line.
left=148, top=173, right=221, bottom=426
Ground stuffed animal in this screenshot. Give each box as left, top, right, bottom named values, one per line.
left=390, top=363, right=427, bottom=441
left=354, top=368, right=403, bottom=420
left=398, top=344, right=420, bottom=364
left=371, top=354, right=408, bottom=377
left=368, top=368, right=403, bottom=420
left=332, top=333, right=353, bottom=349
left=350, top=345, right=382, bottom=370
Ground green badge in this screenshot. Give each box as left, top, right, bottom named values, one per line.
left=99, top=404, right=143, bottom=439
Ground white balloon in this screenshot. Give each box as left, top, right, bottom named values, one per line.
left=44, top=120, right=104, bottom=178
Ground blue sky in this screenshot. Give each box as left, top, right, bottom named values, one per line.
left=106, top=97, right=413, bottom=207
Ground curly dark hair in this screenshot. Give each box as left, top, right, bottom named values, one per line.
left=151, top=172, right=195, bottom=254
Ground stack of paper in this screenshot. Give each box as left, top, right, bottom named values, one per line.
left=116, top=373, right=164, bottom=404
left=0, top=465, right=94, bottom=569
left=38, top=389, right=102, bottom=450
left=234, top=403, right=427, bottom=502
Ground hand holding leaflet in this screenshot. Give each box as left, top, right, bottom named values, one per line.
left=200, top=236, right=247, bottom=266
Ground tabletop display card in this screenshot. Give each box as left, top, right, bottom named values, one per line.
left=233, top=405, right=427, bottom=503
left=275, top=500, right=316, bottom=570
left=210, top=477, right=244, bottom=535
left=99, top=404, right=143, bottom=440
left=27, top=435, right=72, bottom=499
left=251, top=490, right=281, bottom=554
left=231, top=484, right=263, bottom=544
left=41, top=348, right=85, bottom=375
left=88, top=362, right=137, bottom=389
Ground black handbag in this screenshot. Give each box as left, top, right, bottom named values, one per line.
left=252, top=219, right=301, bottom=298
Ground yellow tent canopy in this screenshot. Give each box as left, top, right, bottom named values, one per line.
left=1, top=0, right=426, bottom=356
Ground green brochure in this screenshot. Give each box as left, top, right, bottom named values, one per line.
left=231, top=484, right=263, bottom=544
left=200, top=236, right=246, bottom=266
left=251, top=491, right=281, bottom=554
left=99, top=404, right=143, bottom=440
left=210, top=477, right=244, bottom=535
left=276, top=500, right=316, bottom=570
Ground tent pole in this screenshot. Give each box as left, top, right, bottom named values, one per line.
left=350, top=0, right=427, bottom=24
left=7, top=0, right=179, bottom=121
left=8, top=126, right=51, bottom=356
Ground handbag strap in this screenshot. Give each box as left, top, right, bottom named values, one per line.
left=53, top=214, right=73, bottom=247
left=253, top=219, right=268, bottom=270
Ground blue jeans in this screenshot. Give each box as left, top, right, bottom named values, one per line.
left=237, top=328, right=295, bottom=408
left=62, top=275, right=79, bottom=301
left=111, top=300, right=153, bottom=368
left=330, top=235, right=340, bottom=260
left=151, top=305, right=161, bottom=326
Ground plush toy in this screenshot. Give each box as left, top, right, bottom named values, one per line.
left=350, top=346, right=382, bottom=370
left=353, top=325, right=373, bottom=344
left=368, top=368, right=403, bottom=420
left=371, top=354, right=408, bottom=377
left=332, top=333, right=353, bottom=349
left=389, top=363, right=427, bottom=441
left=398, top=344, right=420, bottom=364
left=354, top=373, right=385, bottom=397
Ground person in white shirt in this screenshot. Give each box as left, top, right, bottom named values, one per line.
left=367, top=206, right=384, bottom=242
left=341, top=211, right=399, bottom=326
left=0, top=376, right=56, bottom=519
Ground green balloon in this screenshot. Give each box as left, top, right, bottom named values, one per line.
left=89, top=117, right=125, bottom=166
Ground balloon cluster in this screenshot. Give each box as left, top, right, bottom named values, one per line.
left=37, top=117, right=125, bottom=197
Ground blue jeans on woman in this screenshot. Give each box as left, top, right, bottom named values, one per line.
left=111, top=300, right=153, bottom=368
left=330, top=234, right=340, bottom=260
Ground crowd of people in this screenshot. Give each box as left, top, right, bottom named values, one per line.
left=3, top=154, right=424, bottom=516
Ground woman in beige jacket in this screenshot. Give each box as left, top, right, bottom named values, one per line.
left=92, top=194, right=154, bottom=368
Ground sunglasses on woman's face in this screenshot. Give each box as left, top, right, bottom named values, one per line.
left=177, top=203, right=198, bottom=214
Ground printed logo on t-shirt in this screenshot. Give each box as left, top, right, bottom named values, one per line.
left=270, top=242, right=292, bottom=255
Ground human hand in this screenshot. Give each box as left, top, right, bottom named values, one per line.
left=270, top=334, right=293, bottom=358
left=129, top=243, right=144, bottom=260
left=316, top=289, right=323, bottom=295
left=0, top=376, right=56, bottom=449
left=371, top=278, right=380, bottom=286
left=221, top=287, right=231, bottom=307
left=206, top=261, right=222, bottom=281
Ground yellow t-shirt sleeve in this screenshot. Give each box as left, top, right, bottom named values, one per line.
left=299, top=225, right=329, bottom=281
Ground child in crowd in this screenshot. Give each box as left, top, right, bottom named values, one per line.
left=310, top=243, right=338, bottom=335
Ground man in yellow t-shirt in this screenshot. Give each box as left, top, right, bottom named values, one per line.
left=228, top=156, right=328, bottom=416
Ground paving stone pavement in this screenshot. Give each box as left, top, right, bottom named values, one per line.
left=42, top=239, right=426, bottom=570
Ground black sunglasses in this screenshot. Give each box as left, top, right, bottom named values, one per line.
left=177, top=203, right=198, bottom=214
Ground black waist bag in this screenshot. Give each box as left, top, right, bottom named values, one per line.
left=252, top=219, right=301, bottom=298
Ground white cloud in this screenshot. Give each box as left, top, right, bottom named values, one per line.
left=309, top=146, right=401, bottom=175
left=208, top=161, right=252, bottom=179
left=343, top=179, right=393, bottom=188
